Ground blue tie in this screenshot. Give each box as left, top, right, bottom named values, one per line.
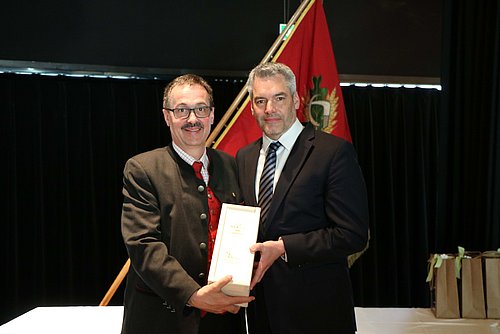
left=258, top=142, right=281, bottom=228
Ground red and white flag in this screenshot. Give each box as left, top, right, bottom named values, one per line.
left=214, top=0, right=350, bottom=156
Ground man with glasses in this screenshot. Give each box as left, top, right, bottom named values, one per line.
left=237, top=63, right=369, bottom=334
left=121, top=74, right=253, bottom=334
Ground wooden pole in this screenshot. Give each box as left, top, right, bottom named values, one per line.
left=99, top=258, right=130, bottom=306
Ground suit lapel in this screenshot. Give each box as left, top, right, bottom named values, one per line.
left=265, top=125, right=315, bottom=231
left=244, top=140, right=262, bottom=206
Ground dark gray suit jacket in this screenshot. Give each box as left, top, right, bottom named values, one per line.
left=236, top=123, right=369, bottom=334
left=121, top=145, right=243, bottom=334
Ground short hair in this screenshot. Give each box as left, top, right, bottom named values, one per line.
left=246, top=62, right=297, bottom=98
left=163, top=74, right=214, bottom=108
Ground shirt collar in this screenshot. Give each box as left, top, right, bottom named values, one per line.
left=172, top=142, right=209, bottom=169
left=262, top=118, right=304, bottom=152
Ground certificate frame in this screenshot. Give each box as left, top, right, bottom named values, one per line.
left=208, top=203, right=260, bottom=306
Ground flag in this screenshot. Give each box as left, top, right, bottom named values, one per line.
left=214, top=0, right=350, bottom=156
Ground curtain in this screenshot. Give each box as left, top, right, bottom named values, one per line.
left=344, top=86, right=440, bottom=307
left=0, top=74, right=170, bottom=324
left=438, top=0, right=500, bottom=252
left=348, top=0, right=500, bottom=307
left=0, top=72, right=442, bottom=324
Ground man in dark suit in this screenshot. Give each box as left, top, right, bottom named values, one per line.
left=236, top=62, right=369, bottom=334
left=121, top=74, right=254, bottom=334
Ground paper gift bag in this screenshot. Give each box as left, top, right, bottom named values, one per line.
left=427, top=254, right=460, bottom=318
left=483, top=250, right=500, bottom=319
left=461, top=252, right=486, bottom=318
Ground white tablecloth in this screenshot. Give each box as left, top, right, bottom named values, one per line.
left=0, top=306, right=123, bottom=334
left=355, top=307, right=500, bottom=334
left=1, top=306, right=499, bottom=333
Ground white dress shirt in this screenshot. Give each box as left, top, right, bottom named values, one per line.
left=255, top=119, right=304, bottom=199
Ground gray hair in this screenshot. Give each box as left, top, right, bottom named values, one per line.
left=246, top=62, right=297, bottom=98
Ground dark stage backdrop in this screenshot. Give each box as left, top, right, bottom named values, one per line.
left=1, top=73, right=442, bottom=324
left=1, top=69, right=499, bottom=324
left=344, top=86, right=440, bottom=307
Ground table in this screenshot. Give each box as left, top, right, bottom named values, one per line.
left=0, top=306, right=123, bottom=334
left=355, top=307, right=499, bottom=334
left=1, top=306, right=499, bottom=333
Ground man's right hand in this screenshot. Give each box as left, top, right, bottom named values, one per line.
left=187, top=275, right=255, bottom=314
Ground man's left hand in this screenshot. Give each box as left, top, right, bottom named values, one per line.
left=249, top=239, right=285, bottom=290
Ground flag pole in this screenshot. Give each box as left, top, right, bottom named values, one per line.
left=99, top=258, right=130, bottom=306
left=206, top=0, right=313, bottom=147
left=100, top=0, right=314, bottom=307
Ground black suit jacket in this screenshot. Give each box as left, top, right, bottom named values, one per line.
left=121, top=145, right=244, bottom=334
left=236, top=123, right=369, bottom=334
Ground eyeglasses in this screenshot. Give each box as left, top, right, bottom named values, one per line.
left=165, top=106, right=212, bottom=119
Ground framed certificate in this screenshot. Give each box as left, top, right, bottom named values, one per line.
left=208, top=203, right=260, bottom=306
